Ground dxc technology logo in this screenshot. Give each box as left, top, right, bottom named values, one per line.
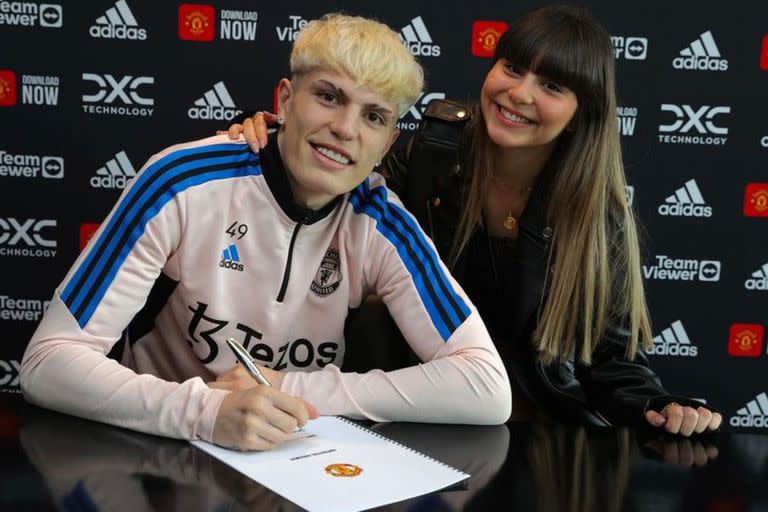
left=0, top=360, right=20, bottom=392
left=658, top=104, right=729, bottom=146
left=0, top=218, right=57, bottom=258
left=82, top=73, right=154, bottom=117
left=396, top=92, right=446, bottom=131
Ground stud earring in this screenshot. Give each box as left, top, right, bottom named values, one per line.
left=277, top=114, right=285, bottom=125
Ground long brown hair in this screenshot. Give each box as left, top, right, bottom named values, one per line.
left=451, top=5, right=652, bottom=364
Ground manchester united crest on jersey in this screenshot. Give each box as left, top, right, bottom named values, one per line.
left=311, top=248, right=342, bottom=297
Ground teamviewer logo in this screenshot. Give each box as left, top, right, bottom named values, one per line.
left=39, top=4, right=63, bottom=28
left=41, top=156, right=64, bottom=179
left=698, top=260, right=721, bottom=281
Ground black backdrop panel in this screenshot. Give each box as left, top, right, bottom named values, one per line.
left=1, top=0, right=766, bottom=431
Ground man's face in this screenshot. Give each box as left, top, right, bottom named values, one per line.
left=276, top=69, right=400, bottom=209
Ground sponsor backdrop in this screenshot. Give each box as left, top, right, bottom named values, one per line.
left=0, top=1, right=766, bottom=431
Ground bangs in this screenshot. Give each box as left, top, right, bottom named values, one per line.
left=494, top=8, right=610, bottom=102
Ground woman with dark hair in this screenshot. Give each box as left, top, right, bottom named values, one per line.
left=232, top=5, right=721, bottom=436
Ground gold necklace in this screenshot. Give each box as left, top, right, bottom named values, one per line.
left=494, top=176, right=532, bottom=230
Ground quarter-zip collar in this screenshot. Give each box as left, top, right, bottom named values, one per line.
left=259, top=131, right=342, bottom=225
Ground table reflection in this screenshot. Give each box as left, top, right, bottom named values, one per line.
left=16, top=403, right=767, bottom=512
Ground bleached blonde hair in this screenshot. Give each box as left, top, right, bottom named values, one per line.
left=290, top=13, right=424, bottom=117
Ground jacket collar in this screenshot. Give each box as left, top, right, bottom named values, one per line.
left=259, top=131, right=341, bottom=225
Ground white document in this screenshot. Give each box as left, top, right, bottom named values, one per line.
left=192, top=416, right=469, bottom=512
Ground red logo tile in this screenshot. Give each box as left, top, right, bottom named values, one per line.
left=179, top=4, right=215, bottom=41
left=0, top=70, right=17, bottom=107
left=471, top=21, right=508, bottom=58
left=728, top=323, right=764, bottom=357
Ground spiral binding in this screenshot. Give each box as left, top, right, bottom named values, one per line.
left=334, top=416, right=467, bottom=476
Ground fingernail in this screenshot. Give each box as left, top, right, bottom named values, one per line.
left=655, top=416, right=666, bottom=426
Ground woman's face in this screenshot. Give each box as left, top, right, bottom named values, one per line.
left=480, top=59, right=578, bottom=153
left=277, top=69, right=400, bottom=209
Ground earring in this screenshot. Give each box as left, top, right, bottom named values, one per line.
left=375, top=160, right=381, bottom=167
left=277, top=114, right=285, bottom=125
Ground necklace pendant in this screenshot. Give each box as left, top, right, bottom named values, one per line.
left=503, top=214, right=517, bottom=230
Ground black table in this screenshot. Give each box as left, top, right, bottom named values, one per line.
left=1, top=395, right=766, bottom=512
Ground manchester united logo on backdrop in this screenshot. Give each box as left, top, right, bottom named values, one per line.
left=311, top=248, right=342, bottom=297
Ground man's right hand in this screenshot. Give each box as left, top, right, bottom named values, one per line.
left=212, top=385, right=317, bottom=451
left=226, top=111, right=276, bottom=152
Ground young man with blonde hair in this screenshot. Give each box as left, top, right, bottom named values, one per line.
left=22, top=14, right=511, bottom=451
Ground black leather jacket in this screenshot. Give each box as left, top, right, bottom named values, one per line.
left=381, top=99, right=706, bottom=427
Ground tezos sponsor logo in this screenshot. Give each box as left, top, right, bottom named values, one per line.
left=616, top=106, right=637, bottom=136
left=643, top=255, right=721, bottom=282
left=0, top=150, right=63, bottom=179
left=188, top=81, right=241, bottom=121
left=90, top=0, right=146, bottom=40
left=728, top=323, right=764, bottom=357
left=744, top=183, right=768, bottom=217
left=657, top=104, right=729, bottom=146
left=311, top=248, right=342, bottom=297
left=82, top=73, right=154, bottom=117
left=731, top=392, right=768, bottom=429
left=471, top=20, right=508, bottom=57
left=611, top=36, right=647, bottom=60
left=0, top=360, right=20, bottom=392
left=178, top=3, right=214, bottom=41
left=745, top=262, right=768, bottom=291
left=673, top=31, right=728, bottom=71
left=219, top=8, right=257, bottom=41
left=276, top=15, right=307, bottom=42
left=219, top=243, right=244, bottom=271
left=399, top=16, right=440, bottom=57
left=657, top=179, right=712, bottom=217
left=646, top=320, right=698, bottom=357
left=0, top=218, right=57, bottom=258
left=90, top=150, right=135, bottom=189
left=396, top=91, right=446, bottom=131
left=0, top=2, right=62, bottom=28
left=0, top=295, right=50, bottom=321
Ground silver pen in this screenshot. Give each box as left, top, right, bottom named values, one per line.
left=225, top=337, right=305, bottom=432
left=226, top=337, right=272, bottom=387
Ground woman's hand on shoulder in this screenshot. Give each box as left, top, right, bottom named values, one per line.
left=217, top=111, right=276, bottom=152
left=645, top=402, right=722, bottom=436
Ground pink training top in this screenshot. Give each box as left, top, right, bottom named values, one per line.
left=21, top=135, right=511, bottom=442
